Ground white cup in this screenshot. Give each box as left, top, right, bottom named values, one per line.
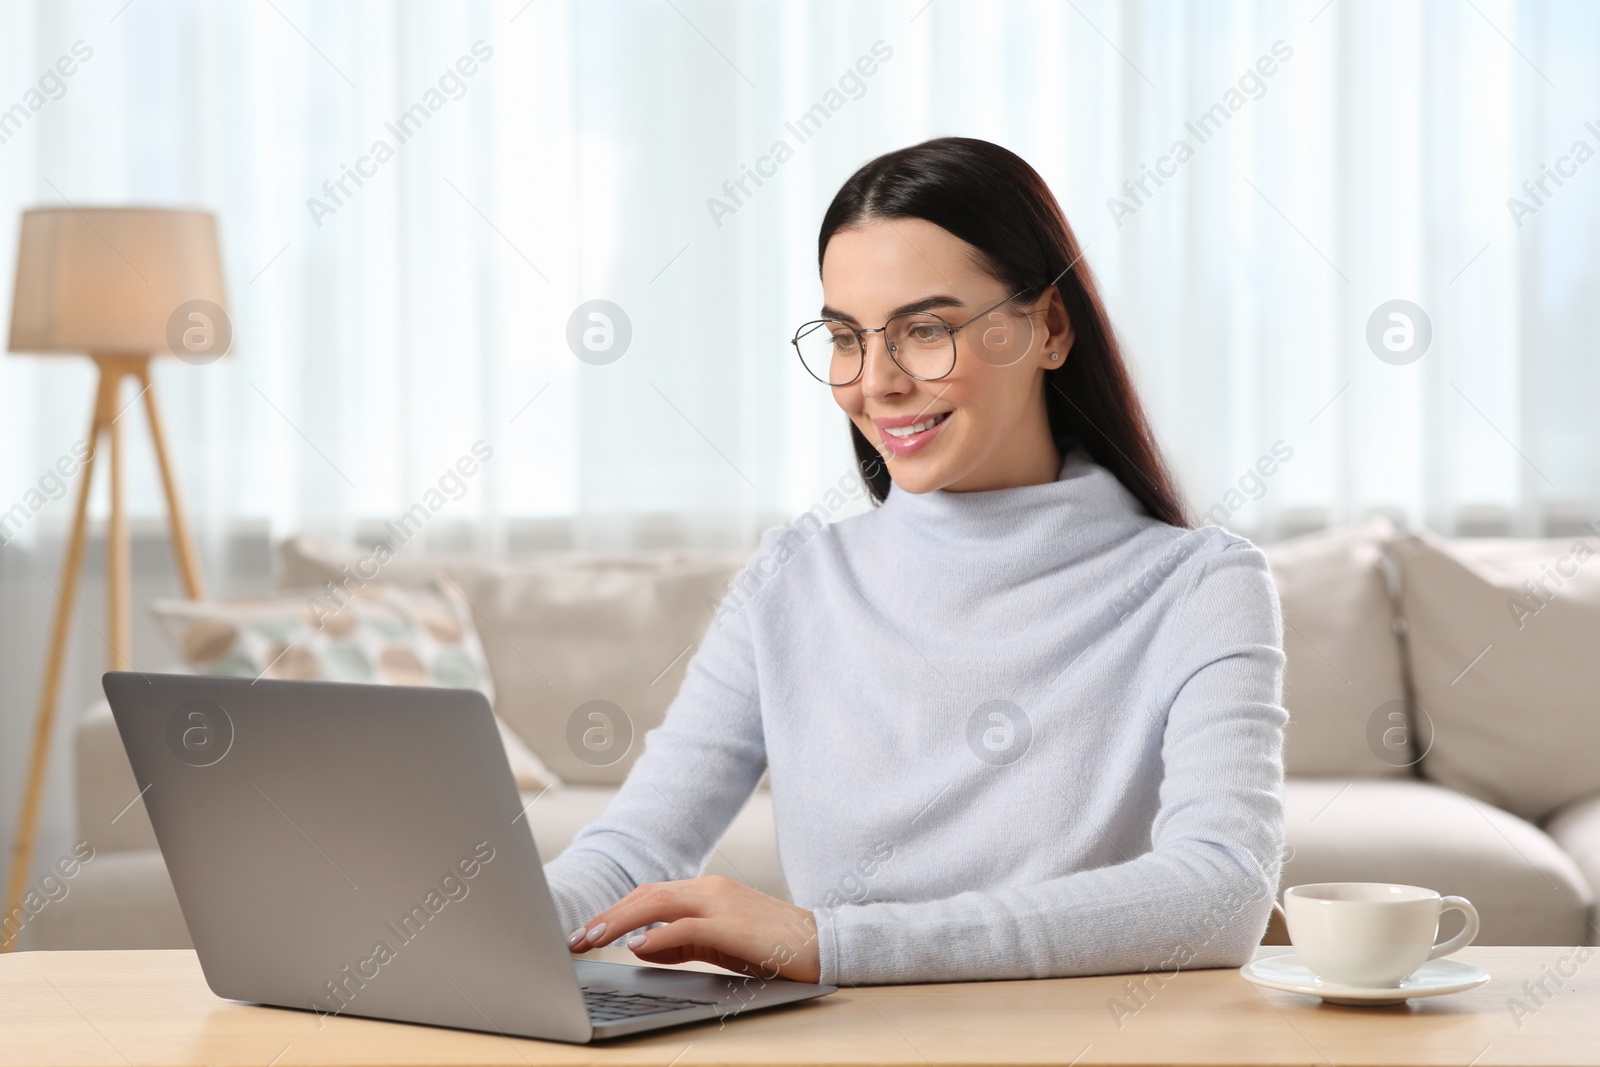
left=1273, top=882, right=1479, bottom=988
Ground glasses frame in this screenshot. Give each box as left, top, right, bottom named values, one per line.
left=790, top=262, right=1072, bottom=387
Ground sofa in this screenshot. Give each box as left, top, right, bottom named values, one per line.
left=25, top=517, right=1600, bottom=950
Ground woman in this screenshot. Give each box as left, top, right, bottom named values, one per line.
left=548, top=137, right=1287, bottom=986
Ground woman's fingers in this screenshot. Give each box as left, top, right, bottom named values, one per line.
left=567, top=880, right=713, bottom=951
left=564, top=875, right=820, bottom=982
left=623, top=915, right=713, bottom=955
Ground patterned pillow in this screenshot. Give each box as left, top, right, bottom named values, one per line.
left=149, top=582, right=560, bottom=791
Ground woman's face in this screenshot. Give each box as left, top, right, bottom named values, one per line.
left=820, top=218, right=1073, bottom=494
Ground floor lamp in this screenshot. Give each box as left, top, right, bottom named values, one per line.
left=3, top=207, right=230, bottom=947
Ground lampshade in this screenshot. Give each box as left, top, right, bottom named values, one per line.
left=7, top=206, right=229, bottom=357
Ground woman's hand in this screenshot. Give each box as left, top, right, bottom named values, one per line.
left=566, top=875, right=821, bottom=983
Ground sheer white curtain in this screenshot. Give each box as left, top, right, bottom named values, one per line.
left=1, top=0, right=1598, bottom=556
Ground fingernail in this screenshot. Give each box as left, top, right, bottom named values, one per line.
left=626, top=934, right=647, bottom=949
left=585, top=922, right=608, bottom=943
left=566, top=927, right=586, bottom=948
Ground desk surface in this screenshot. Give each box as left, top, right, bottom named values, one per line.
left=0, top=946, right=1593, bottom=1066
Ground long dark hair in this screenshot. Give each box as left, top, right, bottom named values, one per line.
left=818, top=137, right=1190, bottom=528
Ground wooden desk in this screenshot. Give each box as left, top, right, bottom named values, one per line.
left=0, top=946, right=1593, bottom=1066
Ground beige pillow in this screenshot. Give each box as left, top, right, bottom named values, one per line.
left=149, top=582, right=561, bottom=792
left=1391, top=528, right=1600, bottom=823
left=277, top=535, right=746, bottom=786
left=1263, top=518, right=1412, bottom=778
left=278, top=532, right=439, bottom=589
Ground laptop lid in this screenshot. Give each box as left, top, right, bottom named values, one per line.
left=103, top=671, right=593, bottom=1043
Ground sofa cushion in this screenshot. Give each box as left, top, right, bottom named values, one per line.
left=148, top=584, right=560, bottom=792
left=1263, top=519, right=1412, bottom=778
left=278, top=535, right=746, bottom=786
left=1391, top=529, right=1600, bottom=823
left=76, top=699, right=160, bottom=853
left=1544, top=790, right=1600, bottom=924
left=22, top=850, right=191, bottom=950
left=150, top=580, right=494, bottom=694
left=278, top=532, right=440, bottom=589
left=1283, top=778, right=1593, bottom=946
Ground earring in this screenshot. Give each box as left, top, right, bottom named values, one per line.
left=1049, top=352, right=1061, bottom=361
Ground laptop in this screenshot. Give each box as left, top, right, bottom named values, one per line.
left=102, top=671, right=835, bottom=1042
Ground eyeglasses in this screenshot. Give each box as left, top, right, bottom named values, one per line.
left=790, top=264, right=1071, bottom=387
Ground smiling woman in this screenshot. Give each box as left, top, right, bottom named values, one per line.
left=814, top=138, right=1189, bottom=515
left=544, top=137, right=1289, bottom=987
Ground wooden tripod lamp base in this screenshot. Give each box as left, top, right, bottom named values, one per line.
left=4, top=207, right=229, bottom=949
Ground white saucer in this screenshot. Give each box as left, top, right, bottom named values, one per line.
left=1240, top=954, right=1490, bottom=1006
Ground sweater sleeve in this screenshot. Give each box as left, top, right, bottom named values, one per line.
left=812, top=539, right=1288, bottom=985
left=540, top=563, right=767, bottom=935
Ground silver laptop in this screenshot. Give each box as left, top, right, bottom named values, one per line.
left=103, top=671, right=834, bottom=1043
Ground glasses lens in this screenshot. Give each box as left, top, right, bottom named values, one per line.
left=966, top=306, right=1038, bottom=367
left=794, top=320, right=862, bottom=385
left=885, top=314, right=956, bottom=379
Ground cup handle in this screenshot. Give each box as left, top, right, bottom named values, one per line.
left=1427, top=896, right=1479, bottom=960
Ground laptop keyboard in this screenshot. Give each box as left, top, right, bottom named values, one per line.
left=581, top=986, right=716, bottom=1023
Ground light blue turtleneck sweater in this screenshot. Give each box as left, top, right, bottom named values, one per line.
left=542, top=449, right=1288, bottom=985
